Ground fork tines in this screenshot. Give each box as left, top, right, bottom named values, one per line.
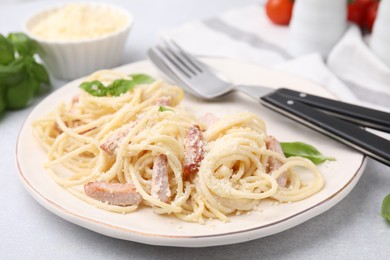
left=148, top=41, right=199, bottom=96
left=152, top=40, right=205, bottom=79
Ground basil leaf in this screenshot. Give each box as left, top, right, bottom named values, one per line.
left=5, top=76, right=35, bottom=109
left=0, top=34, right=14, bottom=65
left=22, top=57, right=50, bottom=94
left=106, top=79, right=136, bottom=96
left=0, top=32, right=50, bottom=112
left=30, top=60, right=50, bottom=85
left=158, top=106, right=173, bottom=112
left=129, top=73, right=155, bottom=85
left=280, top=141, right=335, bottom=165
left=79, top=74, right=155, bottom=97
left=8, top=32, right=37, bottom=57
left=23, top=58, right=49, bottom=93
left=382, top=193, right=390, bottom=222
left=0, top=57, right=25, bottom=85
left=80, top=80, right=107, bottom=97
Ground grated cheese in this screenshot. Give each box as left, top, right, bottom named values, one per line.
left=31, top=3, right=129, bottom=40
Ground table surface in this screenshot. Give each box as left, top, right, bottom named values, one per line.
left=1, top=0, right=390, bottom=259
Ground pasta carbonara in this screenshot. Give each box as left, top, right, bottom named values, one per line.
left=32, top=70, right=324, bottom=223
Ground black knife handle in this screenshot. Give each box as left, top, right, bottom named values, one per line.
left=260, top=92, right=390, bottom=167
left=274, top=88, right=390, bottom=133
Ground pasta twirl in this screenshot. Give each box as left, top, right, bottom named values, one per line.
left=33, top=70, right=324, bottom=223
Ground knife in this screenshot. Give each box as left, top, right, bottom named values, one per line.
left=235, top=84, right=390, bottom=167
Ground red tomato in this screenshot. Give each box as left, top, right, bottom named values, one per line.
left=365, top=1, right=379, bottom=32
left=348, top=1, right=365, bottom=29
left=348, top=0, right=379, bottom=32
left=265, top=0, right=294, bottom=26
left=356, top=0, right=376, bottom=10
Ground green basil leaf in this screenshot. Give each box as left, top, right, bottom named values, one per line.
left=129, top=73, right=155, bottom=85
left=24, top=57, right=50, bottom=94
left=0, top=32, right=50, bottom=114
left=382, top=193, right=390, bottom=222
left=158, top=106, right=173, bottom=112
left=106, top=79, right=136, bottom=96
left=30, top=60, right=50, bottom=85
left=80, top=80, right=107, bottom=97
left=5, top=76, right=35, bottom=109
left=0, top=34, right=15, bottom=65
left=79, top=74, right=155, bottom=97
left=23, top=56, right=50, bottom=94
left=280, top=141, right=335, bottom=165
left=8, top=32, right=37, bottom=57
left=0, top=57, right=24, bottom=75
left=0, top=57, right=25, bottom=85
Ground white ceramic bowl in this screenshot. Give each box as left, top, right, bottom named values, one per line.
left=24, top=3, right=133, bottom=80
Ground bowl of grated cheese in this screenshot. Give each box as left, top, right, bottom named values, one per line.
left=24, top=2, right=133, bottom=80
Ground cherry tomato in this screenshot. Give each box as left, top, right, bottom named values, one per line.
left=347, top=1, right=365, bottom=29
left=265, top=0, right=294, bottom=26
left=365, top=1, right=379, bottom=33
left=356, top=0, right=376, bottom=10
left=348, top=0, right=379, bottom=32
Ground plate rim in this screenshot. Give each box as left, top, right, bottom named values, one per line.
left=15, top=58, right=367, bottom=245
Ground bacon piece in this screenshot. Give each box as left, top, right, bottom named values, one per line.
left=198, top=113, right=219, bottom=129
left=72, top=95, right=79, bottom=104
left=84, top=181, right=142, bottom=206
left=155, top=96, right=171, bottom=106
left=266, top=136, right=287, bottom=187
left=69, top=95, right=80, bottom=114
left=152, top=154, right=171, bottom=203
left=100, top=122, right=136, bottom=155
left=53, top=122, right=63, bottom=134
left=183, top=125, right=205, bottom=179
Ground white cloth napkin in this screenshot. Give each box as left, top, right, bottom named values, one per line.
left=163, top=4, right=390, bottom=112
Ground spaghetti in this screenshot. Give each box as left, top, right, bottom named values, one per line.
left=33, top=70, right=324, bottom=223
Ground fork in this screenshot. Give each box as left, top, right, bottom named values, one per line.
left=148, top=41, right=390, bottom=166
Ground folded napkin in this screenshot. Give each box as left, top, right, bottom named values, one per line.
left=164, top=4, right=390, bottom=112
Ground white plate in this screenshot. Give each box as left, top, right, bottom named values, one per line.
left=16, top=58, right=366, bottom=247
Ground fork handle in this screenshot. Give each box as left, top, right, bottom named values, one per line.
left=260, top=91, right=390, bottom=167
left=275, top=88, right=390, bottom=132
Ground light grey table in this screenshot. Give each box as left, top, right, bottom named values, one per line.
left=1, top=0, right=389, bottom=259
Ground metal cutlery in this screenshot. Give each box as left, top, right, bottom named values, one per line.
left=148, top=41, right=390, bottom=166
